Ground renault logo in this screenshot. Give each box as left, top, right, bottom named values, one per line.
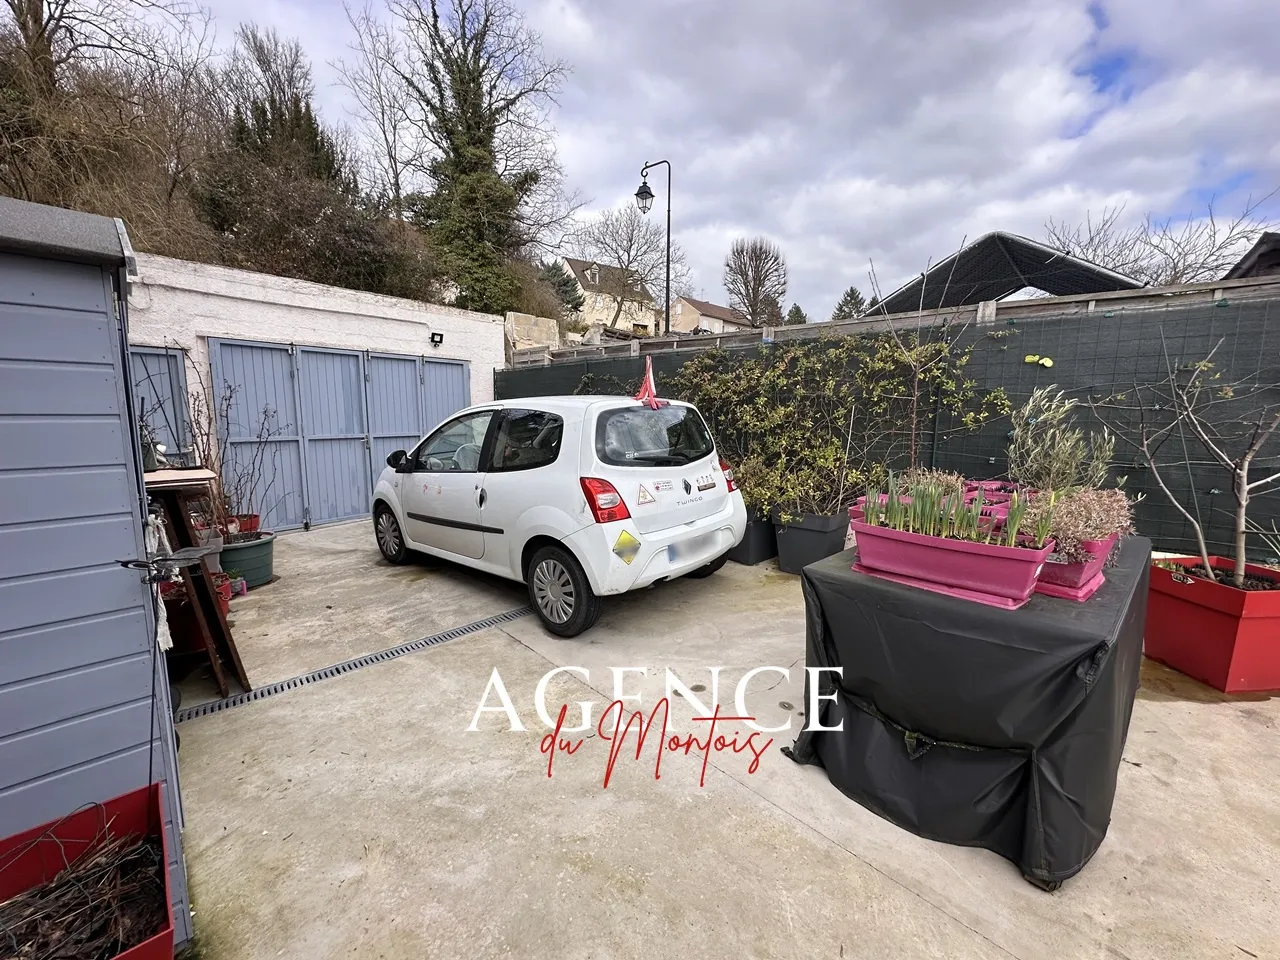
left=682, top=478, right=692, bottom=494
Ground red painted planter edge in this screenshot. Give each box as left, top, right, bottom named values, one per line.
left=1149, top=556, right=1280, bottom=617
left=0, top=783, right=174, bottom=959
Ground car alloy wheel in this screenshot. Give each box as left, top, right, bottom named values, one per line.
left=376, top=510, right=401, bottom=558
left=532, top=557, right=575, bottom=624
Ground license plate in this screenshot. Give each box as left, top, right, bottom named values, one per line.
left=668, top=532, right=715, bottom=562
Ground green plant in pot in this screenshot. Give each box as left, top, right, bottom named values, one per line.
left=1008, top=385, right=1114, bottom=491
left=1096, top=338, right=1280, bottom=692
left=852, top=474, right=1056, bottom=609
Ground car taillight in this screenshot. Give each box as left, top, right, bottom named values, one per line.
left=718, top=458, right=738, bottom=493
left=580, top=477, right=631, bottom=523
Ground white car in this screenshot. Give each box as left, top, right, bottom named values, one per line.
left=371, top=395, right=747, bottom=636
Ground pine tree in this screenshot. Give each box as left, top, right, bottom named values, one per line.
left=830, top=286, right=867, bottom=322
left=540, top=260, right=586, bottom=314
left=784, top=303, right=808, bottom=325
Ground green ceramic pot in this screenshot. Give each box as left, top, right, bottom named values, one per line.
left=219, top=532, right=275, bottom=588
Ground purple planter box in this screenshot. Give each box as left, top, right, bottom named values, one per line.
left=850, top=519, right=1054, bottom=609
left=1034, top=534, right=1119, bottom=601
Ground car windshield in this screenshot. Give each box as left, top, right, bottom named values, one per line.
left=596, top=405, right=714, bottom=467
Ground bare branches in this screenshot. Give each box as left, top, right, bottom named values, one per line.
left=1091, top=334, right=1280, bottom=586
left=723, top=237, right=788, bottom=327
left=572, top=204, right=689, bottom=327
left=335, top=3, right=425, bottom=217
left=1044, top=192, right=1279, bottom=286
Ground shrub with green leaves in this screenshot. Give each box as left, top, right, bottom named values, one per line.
left=655, top=332, right=1008, bottom=518
left=1008, top=385, right=1114, bottom=491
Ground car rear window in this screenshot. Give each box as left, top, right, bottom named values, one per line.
left=595, top=405, right=714, bottom=467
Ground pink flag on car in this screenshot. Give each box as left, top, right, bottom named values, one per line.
left=633, top=356, right=667, bottom=409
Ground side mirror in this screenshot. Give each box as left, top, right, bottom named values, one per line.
left=387, top=450, right=407, bottom=469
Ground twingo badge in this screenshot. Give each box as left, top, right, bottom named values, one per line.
left=612, top=530, right=641, bottom=565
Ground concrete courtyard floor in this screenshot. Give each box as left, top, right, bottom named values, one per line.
left=176, top=522, right=1279, bottom=959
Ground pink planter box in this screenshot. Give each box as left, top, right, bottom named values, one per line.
left=850, top=518, right=1054, bottom=609
left=1035, top=534, right=1119, bottom=601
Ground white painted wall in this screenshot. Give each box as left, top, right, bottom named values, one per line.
left=127, top=253, right=505, bottom=404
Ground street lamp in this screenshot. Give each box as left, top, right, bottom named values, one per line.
left=635, top=159, right=671, bottom=336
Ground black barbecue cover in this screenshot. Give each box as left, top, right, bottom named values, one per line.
left=787, top=537, right=1151, bottom=884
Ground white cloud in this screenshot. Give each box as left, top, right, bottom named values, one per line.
left=200, top=0, right=1280, bottom=317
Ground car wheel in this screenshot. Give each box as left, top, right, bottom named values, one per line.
left=374, top=505, right=408, bottom=564
left=528, top=544, right=602, bottom=638
left=685, top=552, right=729, bottom=579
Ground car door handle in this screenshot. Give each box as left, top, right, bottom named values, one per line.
left=477, top=488, right=487, bottom=508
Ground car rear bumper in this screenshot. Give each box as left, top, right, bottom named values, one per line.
left=564, top=493, right=747, bottom=595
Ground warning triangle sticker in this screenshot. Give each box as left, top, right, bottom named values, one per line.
left=637, top=484, right=656, bottom=505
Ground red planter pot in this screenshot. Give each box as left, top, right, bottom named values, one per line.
left=1035, top=534, right=1120, bottom=602
left=850, top=518, right=1054, bottom=609
left=1146, top=557, right=1280, bottom=693
left=212, top=572, right=232, bottom=616
left=0, top=783, right=173, bottom=959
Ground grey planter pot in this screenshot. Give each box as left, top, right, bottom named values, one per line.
left=220, top=532, right=275, bottom=588
left=196, top=530, right=224, bottom=574
left=772, top=512, right=848, bottom=575
left=727, top=510, right=778, bottom=566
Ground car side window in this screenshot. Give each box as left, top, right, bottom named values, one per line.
left=490, top=409, right=564, bottom=472
left=412, top=411, right=493, bottom=473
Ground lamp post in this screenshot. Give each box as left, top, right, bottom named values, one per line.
left=635, top=160, right=671, bottom=336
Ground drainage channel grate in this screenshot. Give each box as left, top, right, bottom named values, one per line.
left=175, top=606, right=531, bottom=724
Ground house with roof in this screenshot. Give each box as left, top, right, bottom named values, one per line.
left=1225, top=232, right=1280, bottom=280
left=561, top=256, right=659, bottom=336
left=670, top=296, right=754, bottom=334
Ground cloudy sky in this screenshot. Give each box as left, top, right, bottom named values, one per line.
left=201, top=0, right=1280, bottom=318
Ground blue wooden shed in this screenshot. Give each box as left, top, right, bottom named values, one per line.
left=0, top=197, right=192, bottom=944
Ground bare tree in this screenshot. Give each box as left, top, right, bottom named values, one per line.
left=1044, top=193, right=1278, bottom=286
left=3, top=0, right=193, bottom=91
left=572, top=204, right=690, bottom=328
left=1093, top=336, right=1280, bottom=588
left=1, top=0, right=218, bottom=254
left=334, top=4, right=423, bottom=218
left=723, top=237, right=788, bottom=326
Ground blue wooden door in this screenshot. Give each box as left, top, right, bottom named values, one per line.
left=298, top=347, right=370, bottom=524
left=209, top=340, right=470, bottom=529
left=423, top=358, right=470, bottom=436
left=366, top=353, right=425, bottom=490
left=208, top=339, right=307, bottom=530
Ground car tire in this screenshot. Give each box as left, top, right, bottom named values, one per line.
left=528, top=544, right=602, bottom=638
left=374, top=504, right=408, bottom=564
left=685, top=552, right=729, bottom=579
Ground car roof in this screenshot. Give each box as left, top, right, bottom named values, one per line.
left=468, top=395, right=693, bottom=416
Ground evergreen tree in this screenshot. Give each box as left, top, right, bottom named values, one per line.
left=830, top=286, right=867, bottom=322
left=395, top=0, right=565, bottom=314
left=784, top=303, right=808, bottom=325
left=540, top=260, right=586, bottom=314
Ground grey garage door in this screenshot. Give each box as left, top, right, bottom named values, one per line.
left=209, top=339, right=469, bottom=530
